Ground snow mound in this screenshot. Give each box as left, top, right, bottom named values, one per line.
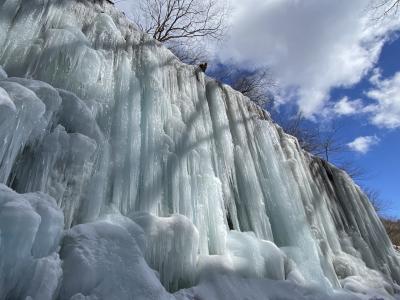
left=0, top=184, right=63, bottom=300
left=59, top=216, right=172, bottom=300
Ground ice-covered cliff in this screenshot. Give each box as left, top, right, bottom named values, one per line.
left=0, top=0, right=399, bottom=299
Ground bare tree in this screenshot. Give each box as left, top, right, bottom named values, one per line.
left=166, top=40, right=208, bottom=65
left=278, top=113, right=322, bottom=153
left=212, top=67, right=276, bottom=108
left=382, top=218, right=400, bottom=245
left=275, top=115, right=375, bottom=183
left=128, top=0, right=229, bottom=64
left=364, top=186, right=400, bottom=246
left=232, top=69, right=276, bottom=108
left=134, top=0, right=228, bottom=43
left=363, top=187, right=386, bottom=213
left=314, top=124, right=346, bottom=162
left=338, top=162, right=368, bottom=181
left=276, top=114, right=347, bottom=162
left=370, top=0, right=400, bottom=19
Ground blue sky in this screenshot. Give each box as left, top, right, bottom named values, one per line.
left=364, top=38, right=400, bottom=217
left=326, top=37, right=400, bottom=217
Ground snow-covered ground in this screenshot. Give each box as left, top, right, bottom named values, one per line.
left=0, top=0, right=399, bottom=299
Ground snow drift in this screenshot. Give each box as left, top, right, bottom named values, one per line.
left=0, top=0, right=399, bottom=299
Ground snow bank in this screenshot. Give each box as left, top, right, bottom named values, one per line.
left=0, top=184, right=63, bottom=300
left=59, top=216, right=172, bottom=300
left=131, top=213, right=199, bottom=291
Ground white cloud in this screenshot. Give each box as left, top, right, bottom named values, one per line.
left=365, top=70, right=400, bottom=128
left=333, top=96, right=364, bottom=116
left=217, top=0, right=400, bottom=117
left=347, top=135, right=380, bottom=154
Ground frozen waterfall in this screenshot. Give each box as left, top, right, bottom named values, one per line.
left=0, top=0, right=399, bottom=299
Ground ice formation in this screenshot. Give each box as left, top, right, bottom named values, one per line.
left=0, top=0, right=399, bottom=299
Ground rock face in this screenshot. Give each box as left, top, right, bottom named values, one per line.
left=0, top=0, right=399, bottom=299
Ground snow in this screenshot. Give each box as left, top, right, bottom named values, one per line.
left=59, top=217, right=172, bottom=300
left=130, top=213, right=200, bottom=291
left=175, top=274, right=361, bottom=300
left=0, top=0, right=399, bottom=299
left=0, top=184, right=63, bottom=300
left=0, top=66, right=7, bottom=80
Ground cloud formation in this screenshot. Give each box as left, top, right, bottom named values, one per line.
left=333, top=97, right=364, bottom=116
left=365, top=70, right=400, bottom=129
left=218, top=0, right=400, bottom=117
left=347, top=135, right=380, bottom=154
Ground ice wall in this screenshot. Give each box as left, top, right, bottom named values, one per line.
left=0, top=0, right=399, bottom=299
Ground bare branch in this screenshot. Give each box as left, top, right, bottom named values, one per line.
left=369, top=0, right=400, bottom=20
left=167, top=40, right=208, bottom=64
left=381, top=218, right=400, bottom=246
left=135, top=0, right=229, bottom=43
left=212, top=67, right=277, bottom=108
